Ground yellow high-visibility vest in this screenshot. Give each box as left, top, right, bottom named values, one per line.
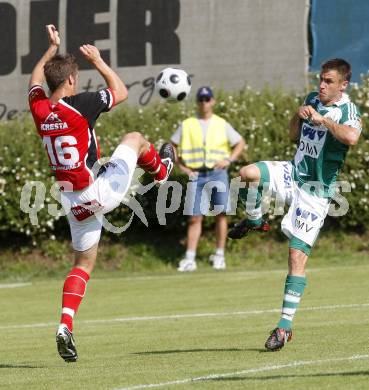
left=180, top=114, right=231, bottom=169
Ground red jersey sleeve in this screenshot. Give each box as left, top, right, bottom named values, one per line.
left=28, top=85, right=47, bottom=109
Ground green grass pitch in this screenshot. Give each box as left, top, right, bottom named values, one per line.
left=1, top=265, right=369, bottom=389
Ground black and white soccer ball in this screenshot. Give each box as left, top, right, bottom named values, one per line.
left=155, top=67, right=191, bottom=103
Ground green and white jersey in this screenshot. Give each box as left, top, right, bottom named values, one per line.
left=292, top=91, right=361, bottom=198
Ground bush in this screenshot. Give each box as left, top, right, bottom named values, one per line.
left=0, top=84, right=368, bottom=243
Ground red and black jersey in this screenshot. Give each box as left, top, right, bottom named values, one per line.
left=29, top=85, right=114, bottom=190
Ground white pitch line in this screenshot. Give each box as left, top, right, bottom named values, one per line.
left=0, top=302, right=369, bottom=331
left=91, top=264, right=369, bottom=283
left=113, top=354, right=369, bottom=390
left=0, top=283, right=31, bottom=289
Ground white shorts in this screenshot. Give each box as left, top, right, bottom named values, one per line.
left=264, top=161, right=330, bottom=247
left=60, top=145, right=138, bottom=251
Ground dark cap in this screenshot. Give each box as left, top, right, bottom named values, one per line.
left=196, top=86, right=213, bottom=100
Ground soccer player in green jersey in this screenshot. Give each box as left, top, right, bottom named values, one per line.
left=228, top=58, right=362, bottom=351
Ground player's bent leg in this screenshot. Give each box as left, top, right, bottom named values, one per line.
left=239, top=163, right=261, bottom=183
left=119, top=131, right=147, bottom=155
left=120, top=131, right=174, bottom=184
left=155, top=142, right=175, bottom=184
left=265, top=244, right=309, bottom=351
left=228, top=162, right=270, bottom=239
left=100, top=135, right=174, bottom=215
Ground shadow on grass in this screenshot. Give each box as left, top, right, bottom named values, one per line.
left=0, top=363, right=43, bottom=369
left=209, top=370, right=369, bottom=382
left=119, top=226, right=186, bottom=267
left=133, top=347, right=265, bottom=355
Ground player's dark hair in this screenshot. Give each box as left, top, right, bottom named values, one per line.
left=44, top=54, right=78, bottom=92
left=321, top=58, right=352, bottom=82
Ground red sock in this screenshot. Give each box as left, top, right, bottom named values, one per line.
left=137, top=143, right=167, bottom=181
left=60, top=267, right=90, bottom=332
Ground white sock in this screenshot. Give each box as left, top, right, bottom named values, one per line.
left=215, top=248, right=224, bottom=257
left=185, top=250, right=196, bottom=261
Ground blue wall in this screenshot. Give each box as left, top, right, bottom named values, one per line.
left=310, top=0, right=369, bottom=82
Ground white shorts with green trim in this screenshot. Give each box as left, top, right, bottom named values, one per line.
left=264, top=161, right=330, bottom=247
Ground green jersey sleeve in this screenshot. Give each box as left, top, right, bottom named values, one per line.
left=339, top=102, right=362, bottom=131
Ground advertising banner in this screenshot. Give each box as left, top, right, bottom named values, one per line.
left=0, top=0, right=308, bottom=120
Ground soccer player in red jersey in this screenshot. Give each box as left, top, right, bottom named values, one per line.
left=29, top=25, right=174, bottom=362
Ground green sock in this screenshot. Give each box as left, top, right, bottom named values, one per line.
left=246, top=217, right=263, bottom=227
left=239, top=186, right=263, bottom=225
left=239, top=162, right=269, bottom=224
left=277, top=275, right=307, bottom=330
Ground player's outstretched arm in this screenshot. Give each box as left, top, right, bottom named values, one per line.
left=79, top=45, right=128, bottom=105
left=29, top=25, right=60, bottom=89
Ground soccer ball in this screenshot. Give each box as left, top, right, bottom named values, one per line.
left=155, top=67, right=191, bottom=103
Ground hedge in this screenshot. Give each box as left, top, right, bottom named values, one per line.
left=0, top=82, right=368, bottom=243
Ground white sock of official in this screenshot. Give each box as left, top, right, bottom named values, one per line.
left=215, top=248, right=224, bottom=257
left=185, top=250, right=196, bottom=261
